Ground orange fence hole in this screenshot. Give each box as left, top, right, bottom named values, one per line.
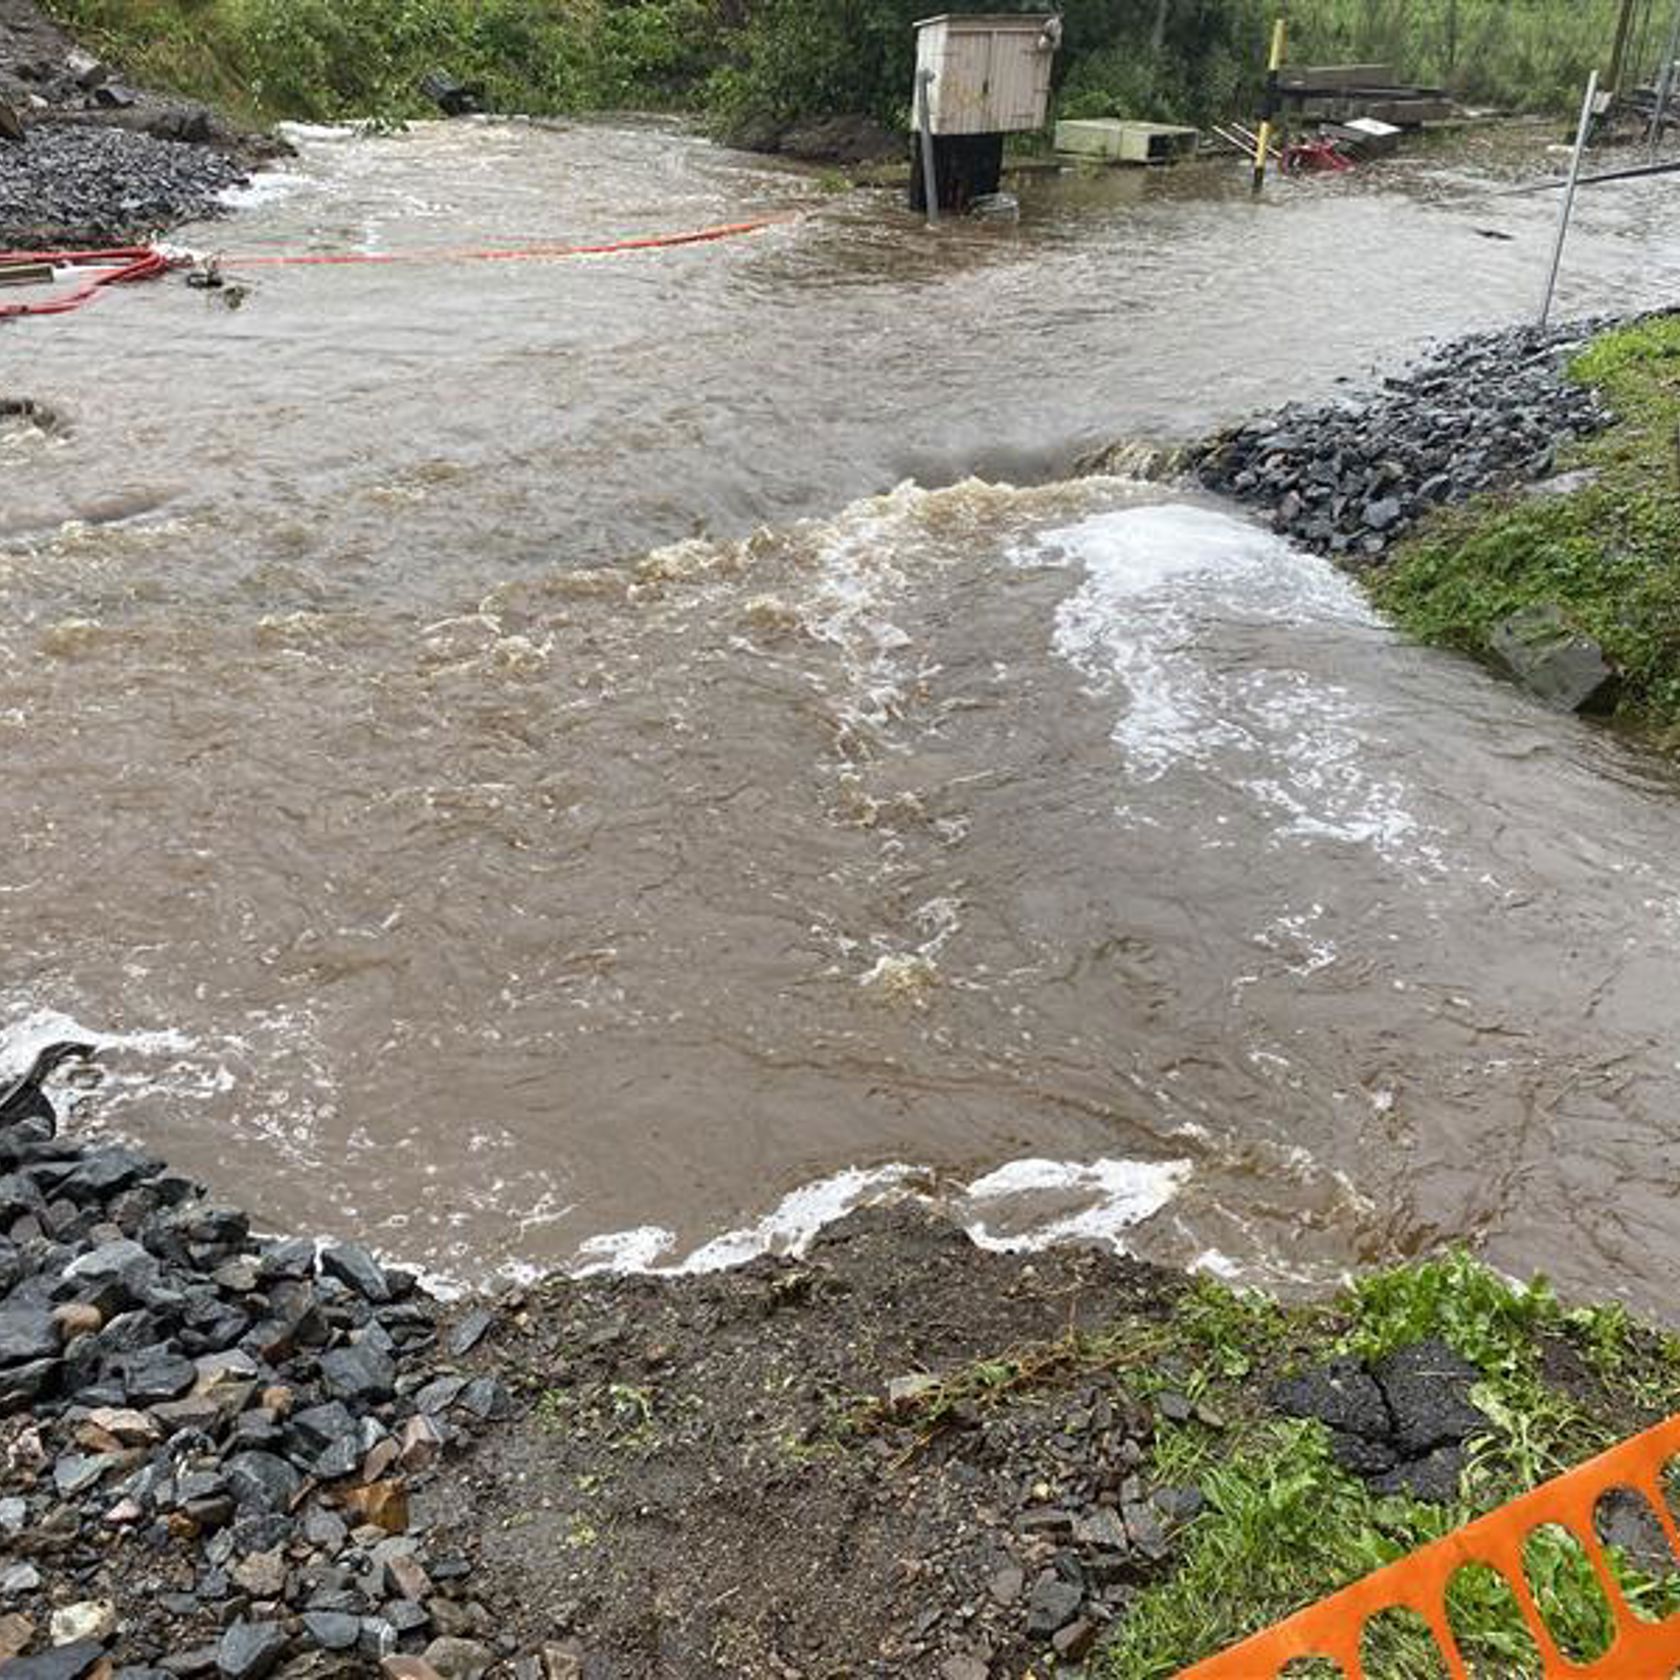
left=1444, top=1561, right=1544, bottom=1679
left=1594, top=1486, right=1680, bottom=1623
left=1522, top=1521, right=1616, bottom=1665
left=1360, top=1606, right=1453, bottom=1679
left=1663, top=1453, right=1680, bottom=1532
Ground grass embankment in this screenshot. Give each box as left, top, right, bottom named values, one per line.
left=892, top=1252, right=1680, bottom=1679
left=42, top=0, right=1617, bottom=132
left=1377, top=315, right=1680, bottom=732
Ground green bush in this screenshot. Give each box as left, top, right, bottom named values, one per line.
left=44, top=0, right=1630, bottom=129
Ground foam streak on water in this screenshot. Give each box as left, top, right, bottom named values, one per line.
left=8, top=126, right=1680, bottom=1312
left=1024, top=504, right=1432, bottom=868
left=569, top=1153, right=1188, bottom=1280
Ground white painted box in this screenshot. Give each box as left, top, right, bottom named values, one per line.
left=1054, top=118, right=1199, bottom=163
left=914, top=13, right=1060, bottom=136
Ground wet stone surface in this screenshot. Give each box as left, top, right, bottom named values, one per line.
left=0, top=123, right=245, bottom=248
left=1188, top=319, right=1621, bottom=567
left=0, top=1112, right=522, bottom=1674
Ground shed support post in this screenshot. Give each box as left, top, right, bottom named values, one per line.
left=917, top=69, right=940, bottom=226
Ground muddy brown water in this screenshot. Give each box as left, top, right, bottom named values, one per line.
left=5, top=119, right=1680, bottom=1308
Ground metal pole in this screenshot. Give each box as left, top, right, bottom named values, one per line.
left=1540, top=70, right=1600, bottom=328
left=917, top=69, right=939, bottom=227
left=1649, top=0, right=1680, bottom=154
left=1251, top=15, right=1287, bottom=194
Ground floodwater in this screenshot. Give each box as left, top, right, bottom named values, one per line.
left=5, top=119, right=1680, bottom=1308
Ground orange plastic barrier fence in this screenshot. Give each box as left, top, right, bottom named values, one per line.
left=1180, top=1414, right=1680, bottom=1679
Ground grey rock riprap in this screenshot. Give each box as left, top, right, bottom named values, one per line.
left=1488, top=602, right=1622, bottom=714
left=0, top=123, right=244, bottom=248
left=1188, top=320, right=1616, bottom=567
left=0, top=1110, right=512, bottom=1672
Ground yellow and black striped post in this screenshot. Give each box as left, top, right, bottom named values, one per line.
left=1252, top=16, right=1288, bottom=193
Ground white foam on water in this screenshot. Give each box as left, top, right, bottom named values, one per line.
left=1020, top=504, right=1435, bottom=866
left=960, top=1156, right=1191, bottom=1253
left=680, top=1164, right=922, bottom=1272
left=796, top=485, right=926, bottom=736
left=569, top=1154, right=1187, bottom=1280
left=0, top=1005, right=204, bottom=1131
left=0, top=1006, right=195, bottom=1064
left=274, top=123, right=362, bottom=145
left=573, top=1224, right=679, bottom=1275
left=218, top=170, right=311, bottom=210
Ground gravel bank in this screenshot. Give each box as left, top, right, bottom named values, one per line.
left=0, top=1096, right=534, bottom=1678
left=1178, top=320, right=1619, bottom=567
left=0, top=0, right=276, bottom=249
left=0, top=124, right=245, bottom=248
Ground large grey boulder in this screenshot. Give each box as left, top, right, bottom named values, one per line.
left=1489, top=602, right=1620, bottom=714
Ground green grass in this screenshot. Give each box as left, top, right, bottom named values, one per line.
left=1376, top=313, right=1680, bottom=732
left=833, top=1252, right=1680, bottom=1677
left=1093, top=1253, right=1680, bottom=1679
left=43, top=0, right=723, bottom=123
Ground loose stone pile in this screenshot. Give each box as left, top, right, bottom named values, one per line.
left=0, top=1111, right=551, bottom=1679
left=0, top=125, right=244, bottom=249
left=1188, top=321, right=1617, bottom=567
left=868, top=1371, right=1208, bottom=1672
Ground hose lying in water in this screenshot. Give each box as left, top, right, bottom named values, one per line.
left=0, top=216, right=789, bottom=320
left=0, top=246, right=174, bottom=320
left=221, top=214, right=791, bottom=268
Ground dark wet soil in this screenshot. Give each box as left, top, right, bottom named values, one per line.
left=420, top=1206, right=1196, bottom=1679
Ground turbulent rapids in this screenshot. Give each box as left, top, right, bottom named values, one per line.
left=7, top=119, right=1680, bottom=1311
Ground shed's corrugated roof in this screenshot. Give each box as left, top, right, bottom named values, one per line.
left=914, top=13, right=1059, bottom=29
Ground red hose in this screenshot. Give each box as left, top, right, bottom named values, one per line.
left=225, top=214, right=790, bottom=267
left=0, top=215, right=788, bottom=321
left=0, top=246, right=176, bottom=320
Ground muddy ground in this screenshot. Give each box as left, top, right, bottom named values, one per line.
left=420, top=1206, right=1197, bottom=1680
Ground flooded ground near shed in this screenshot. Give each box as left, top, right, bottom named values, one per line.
left=5, top=118, right=1680, bottom=1310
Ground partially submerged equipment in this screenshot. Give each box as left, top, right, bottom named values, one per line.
left=0, top=246, right=173, bottom=320
left=0, top=1042, right=96, bottom=1138
left=0, top=260, right=55, bottom=288
left=910, top=12, right=1061, bottom=220
left=419, top=69, right=483, bottom=118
